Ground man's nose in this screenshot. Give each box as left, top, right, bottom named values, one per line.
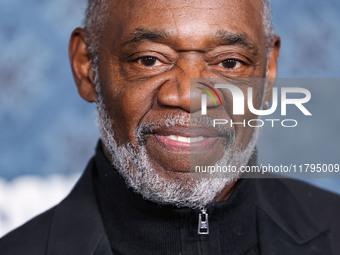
left=157, top=55, right=216, bottom=113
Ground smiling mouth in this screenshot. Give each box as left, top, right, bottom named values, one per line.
left=165, top=135, right=205, bottom=143
left=154, top=134, right=217, bottom=152
left=141, top=122, right=231, bottom=147
left=141, top=125, right=230, bottom=172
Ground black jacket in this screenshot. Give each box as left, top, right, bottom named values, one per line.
left=1, top=154, right=340, bottom=254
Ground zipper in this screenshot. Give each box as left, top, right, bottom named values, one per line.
left=198, top=208, right=209, bottom=235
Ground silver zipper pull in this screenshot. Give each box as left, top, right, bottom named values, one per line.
left=198, top=208, right=209, bottom=235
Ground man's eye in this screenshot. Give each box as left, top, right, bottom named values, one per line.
left=218, top=59, right=242, bottom=69
left=137, top=56, right=161, bottom=67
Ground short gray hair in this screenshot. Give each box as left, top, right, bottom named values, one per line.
left=84, top=0, right=275, bottom=61
left=83, top=0, right=108, bottom=65
left=262, top=0, right=275, bottom=46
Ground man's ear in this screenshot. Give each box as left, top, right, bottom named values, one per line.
left=263, top=35, right=281, bottom=107
left=69, top=28, right=96, bottom=103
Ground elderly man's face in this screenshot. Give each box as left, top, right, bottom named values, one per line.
left=70, top=0, right=280, bottom=207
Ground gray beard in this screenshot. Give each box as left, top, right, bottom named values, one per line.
left=94, top=75, right=258, bottom=209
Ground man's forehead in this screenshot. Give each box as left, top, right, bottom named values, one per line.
left=109, top=0, right=264, bottom=21
left=102, top=0, right=265, bottom=48
left=109, top=0, right=263, bottom=11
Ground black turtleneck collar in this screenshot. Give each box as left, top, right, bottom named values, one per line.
left=93, top=142, right=259, bottom=255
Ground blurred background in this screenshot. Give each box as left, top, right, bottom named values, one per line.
left=0, top=0, right=339, bottom=237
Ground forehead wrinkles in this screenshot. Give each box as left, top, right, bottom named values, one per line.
left=108, top=0, right=263, bottom=24
left=114, top=0, right=225, bottom=11
left=99, top=0, right=266, bottom=56
left=108, top=0, right=264, bottom=33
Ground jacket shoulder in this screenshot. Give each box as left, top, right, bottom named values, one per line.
left=278, top=178, right=340, bottom=210
left=280, top=178, right=340, bottom=221
left=0, top=207, right=55, bottom=255
left=257, top=176, right=340, bottom=202
left=256, top=177, right=340, bottom=243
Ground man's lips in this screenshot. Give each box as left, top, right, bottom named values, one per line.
left=155, top=135, right=216, bottom=151
left=142, top=126, right=228, bottom=172
left=145, top=126, right=226, bottom=137
left=163, top=135, right=205, bottom=143
left=144, top=126, right=226, bottom=152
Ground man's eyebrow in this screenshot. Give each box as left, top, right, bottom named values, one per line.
left=121, top=28, right=259, bottom=55
left=215, top=30, right=258, bottom=53
left=122, top=27, right=171, bottom=46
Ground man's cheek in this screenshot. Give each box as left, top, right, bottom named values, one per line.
left=110, top=88, right=154, bottom=143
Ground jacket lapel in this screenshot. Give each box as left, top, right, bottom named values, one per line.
left=93, top=235, right=113, bottom=255
left=257, top=207, right=332, bottom=255
left=46, top=158, right=112, bottom=255
left=256, top=179, right=333, bottom=255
